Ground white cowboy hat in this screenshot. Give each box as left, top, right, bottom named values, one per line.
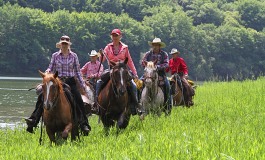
left=148, top=38, right=166, bottom=48
left=170, top=48, right=180, bottom=54
left=88, top=50, right=99, bottom=57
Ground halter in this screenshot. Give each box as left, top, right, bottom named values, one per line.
left=143, top=67, right=159, bottom=100
left=110, top=64, right=128, bottom=98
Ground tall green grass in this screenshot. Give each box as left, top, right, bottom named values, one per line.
left=0, top=77, right=264, bottom=159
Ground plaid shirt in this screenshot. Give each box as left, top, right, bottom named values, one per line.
left=80, top=61, right=104, bottom=79
left=46, top=50, right=86, bottom=88
left=141, top=50, right=169, bottom=71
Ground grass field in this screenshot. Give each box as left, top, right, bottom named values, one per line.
left=0, top=77, right=264, bottom=159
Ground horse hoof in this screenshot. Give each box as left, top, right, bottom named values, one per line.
left=62, top=131, right=68, bottom=139
left=139, top=114, right=145, bottom=121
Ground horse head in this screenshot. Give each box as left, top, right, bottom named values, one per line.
left=109, top=58, right=131, bottom=97
left=39, top=70, right=63, bottom=110
left=143, top=61, right=158, bottom=88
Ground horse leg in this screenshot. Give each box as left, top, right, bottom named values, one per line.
left=101, top=114, right=115, bottom=128
left=71, top=123, right=79, bottom=141
left=62, top=122, right=72, bottom=139
left=117, top=111, right=130, bottom=129
left=46, top=127, right=56, bottom=143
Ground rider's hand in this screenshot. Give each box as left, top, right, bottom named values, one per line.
left=99, top=48, right=104, bottom=56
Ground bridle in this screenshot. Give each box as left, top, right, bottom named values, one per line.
left=43, top=79, right=60, bottom=110
left=110, top=65, right=128, bottom=98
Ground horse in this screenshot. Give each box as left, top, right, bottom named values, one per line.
left=39, top=70, right=78, bottom=143
left=140, top=61, right=164, bottom=117
left=170, top=73, right=196, bottom=107
left=98, top=58, right=132, bottom=131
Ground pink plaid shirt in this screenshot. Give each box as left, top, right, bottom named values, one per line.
left=101, top=42, right=138, bottom=76
left=80, top=61, right=104, bottom=79
left=46, top=50, right=86, bottom=89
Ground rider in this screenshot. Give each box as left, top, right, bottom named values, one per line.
left=141, top=37, right=172, bottom=113
left=80, top=50, right=104, bottom=86
left=95, top=28, right=142, bottom=115
left=25, top=35, right=91, bottom=135
left=166, top=48, right=194, bottom=106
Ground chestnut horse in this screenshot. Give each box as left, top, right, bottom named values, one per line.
left=140, top=61, right=164, bottom=117
left=98, top=58, right=132, bottom=131
left=171, top=74, right=195, bottom=107
left=39, top=70, right=78, bottom=143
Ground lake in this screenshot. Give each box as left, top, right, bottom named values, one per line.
left=0, top=77, right=42, bottom=129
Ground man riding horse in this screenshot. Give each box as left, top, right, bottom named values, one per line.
left=141, top=38, right=172, bottom=114
left=166, top=48, right=195, bottom=106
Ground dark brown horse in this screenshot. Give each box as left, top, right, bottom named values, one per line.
left=98, top=58, right=132, bottom=131
left=39, top=70, right=78, bottom=143
left=171, top=74, right=195, bottom=107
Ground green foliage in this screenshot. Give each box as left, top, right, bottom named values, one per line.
left=0, top=0, right=265, bottom=80
left=236, top=0, right=265, bottom=31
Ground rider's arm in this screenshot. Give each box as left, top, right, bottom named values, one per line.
left=156, top=52, right=169, bottom=71
left=125, top=48, right=138, bottom=77
left=45, top=52, right=57, bottom=73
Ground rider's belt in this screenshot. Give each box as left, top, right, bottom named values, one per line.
left=59, top=76, right=74, bottom=82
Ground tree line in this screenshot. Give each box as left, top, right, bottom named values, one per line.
left=0, top=0, right=265, bottom=80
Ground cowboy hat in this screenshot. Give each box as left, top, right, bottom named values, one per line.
left=170, top=48, right=180, bottom=54
left=56, top=35, right=72, bottom=48
left=88, top=50, right=99, bottom=57
left=148, top=38, right=166, bottom=48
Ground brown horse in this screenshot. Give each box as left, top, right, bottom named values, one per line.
left=39, top=70, right=78, bottom=143
left=98, top=58, right=132, bottom=131
left=171, top=74, right=195, bottom=107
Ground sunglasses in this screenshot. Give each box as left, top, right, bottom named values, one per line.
left=60, top=37, right=70, bottom=41
left=111, top=34, right=119, bottom=37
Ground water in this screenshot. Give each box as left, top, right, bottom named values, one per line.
left=0, top=77, right=42, bottom=129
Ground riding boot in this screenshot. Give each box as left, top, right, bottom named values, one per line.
left=164, top=78, right=172, bottom=115
left=128, top=80, right=144, bottom=116
left=170, top=82, right=176, bottom=95
left=25, top=93, right=43, bottom=133
left=94, top=79, right=104, bottom=112
left=65, top=77, right=91, bottom=136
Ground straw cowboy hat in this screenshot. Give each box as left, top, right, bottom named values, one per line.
left=148, top=38, right=166, bottom=48
left=170, top=48, right=180, bottom=54
left=88, top=50, right=100, bottom=57
left=56, top=35, right=72, bottom=48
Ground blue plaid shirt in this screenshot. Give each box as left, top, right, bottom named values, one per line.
left=141, top=50, right=169, bottom=71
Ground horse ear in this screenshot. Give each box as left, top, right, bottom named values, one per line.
left=54, top=71, right=58, bottom=78
left=153, top=59, right=158, bottom=65
left=124, top=57, right=128, bottom=64
left=143, top=61, right=147, bottom=66
left=38, top=70, right=45, bottom=78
